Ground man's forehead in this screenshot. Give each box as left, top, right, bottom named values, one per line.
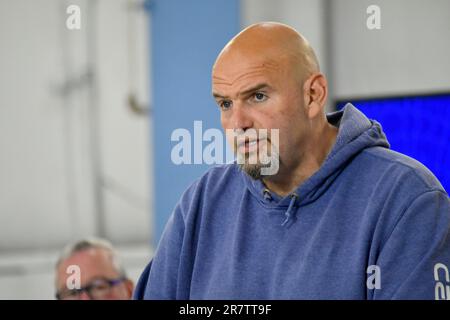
left=212, top=55, right=283, bottom=88
left=56, top=249, right=117, bottom=287
left=212, top=70, right=278, bottom=100
left=58, top=248, right=111, bottom=271
left=213, top=65, right=276, bottom=86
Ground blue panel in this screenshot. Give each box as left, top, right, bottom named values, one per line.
left=148, top=0, right=239, bottom=244
left=337, top=94, right=450, bottom=193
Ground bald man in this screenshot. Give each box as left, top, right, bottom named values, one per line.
left=135, top=22, right=450, bottom=299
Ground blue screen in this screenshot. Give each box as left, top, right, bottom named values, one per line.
left=337, top=94, right=450, bottom=192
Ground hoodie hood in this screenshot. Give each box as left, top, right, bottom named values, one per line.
left=242, top=103, right=390, bottom=225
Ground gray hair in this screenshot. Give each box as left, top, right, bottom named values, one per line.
left=55, top=237, right=126, bottom=277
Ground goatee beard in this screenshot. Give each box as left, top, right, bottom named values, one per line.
left=238, top=162, right=272, bottom=180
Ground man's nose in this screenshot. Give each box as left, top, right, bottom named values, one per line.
left=78, top=291, right=92, bottom=300
left=230, top=104, right=253, bottom=131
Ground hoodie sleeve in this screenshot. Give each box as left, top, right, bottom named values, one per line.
left=133, top=260, right=152, bottom=299
left=370, top=190, right=450, bottom=300
left=133, top=205, right=186, bottom=299
left=133, top=178, right=203, bottom=300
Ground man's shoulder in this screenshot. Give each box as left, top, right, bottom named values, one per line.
left=176, top=163, right=244, bottom=217
left=196, top=162, right=242, bottom=187
left=202, top=162, right=241, bottom=179
left=362, top=146, right=446, bottom=193
left=183, top=163, right=243, bottom=196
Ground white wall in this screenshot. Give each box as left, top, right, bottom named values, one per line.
left=0, top=0, right=95, bottom=251
left=331, top=0, right=450, bottom=99
left=96, top=0, right=153, bottom=244
left=0, top=0, right=153, bottom=298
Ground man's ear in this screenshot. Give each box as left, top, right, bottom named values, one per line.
left=125, top=279, right=134, bottom=299
left=303, top=73, right=328, bottom=119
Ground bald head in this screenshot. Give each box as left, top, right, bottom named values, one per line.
left=212, top=22, right=334, bottom=193
left=213, top=22, right=320, bottom=84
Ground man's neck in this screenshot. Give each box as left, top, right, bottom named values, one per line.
left=263, top=123, right=338, bottom=197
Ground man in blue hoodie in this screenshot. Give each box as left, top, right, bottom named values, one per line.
left=135, top=22, right=450, bottom=299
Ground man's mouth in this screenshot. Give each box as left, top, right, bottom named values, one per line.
left=238, top=139, right=264, bottom=153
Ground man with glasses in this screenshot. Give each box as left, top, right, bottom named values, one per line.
left=55, top=238, right=134, bottom=300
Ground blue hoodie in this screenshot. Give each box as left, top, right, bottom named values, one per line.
left=135, top=104, right=450, bottom=299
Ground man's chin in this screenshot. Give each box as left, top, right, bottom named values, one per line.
left=236, top=146, right=279, bottom=179
left=238, top=163, right=261, bottom=180
left=238, top=162, right=274, bottom=180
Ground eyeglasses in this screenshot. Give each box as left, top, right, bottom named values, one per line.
left=56, top=276, right=127, bottom=300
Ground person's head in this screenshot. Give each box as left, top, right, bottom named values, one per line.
left=55, top=238, right=134, bottom=300
left=212, top=22, right=331, bottom=182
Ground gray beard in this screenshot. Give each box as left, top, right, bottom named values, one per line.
left=235, top=138, right=279, bottom=180
left=238, top=162, right=271, bottom=180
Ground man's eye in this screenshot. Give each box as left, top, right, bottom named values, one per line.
left=220, top=100, right=232, bottom=110
left=68, top=290, right=78, bottom=296
left=92, top=282, right=110, bottom=290
left=253, top=92, right=267, bottom=102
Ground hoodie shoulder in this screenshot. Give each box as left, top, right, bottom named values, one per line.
left=180, top=163, right=242, bottom=206
left=191, top=163, right=240, bottom=190
left=201, top=163, right=241, bottom=180
left=184, top=163, right=239, bottom=192
left=363, top=146, right=447, bottom=194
